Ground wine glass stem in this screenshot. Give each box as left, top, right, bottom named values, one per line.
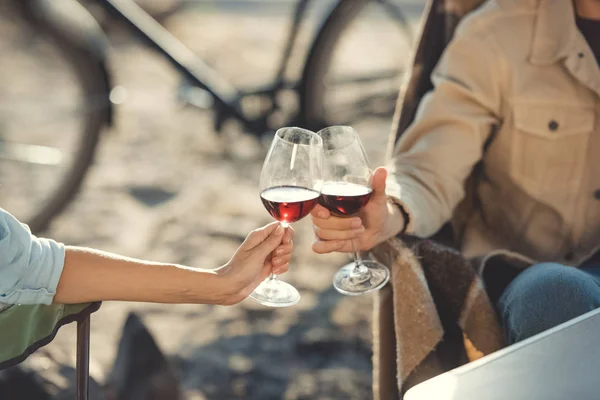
left=269, top=221, right=290, bottom=283
left=351, top=239, right=368, bottom=275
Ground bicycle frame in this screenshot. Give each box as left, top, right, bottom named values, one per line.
left=98, top=0, right=316, bottom=136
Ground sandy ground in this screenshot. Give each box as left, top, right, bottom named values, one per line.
left=1, top=2, right=423, bottom=398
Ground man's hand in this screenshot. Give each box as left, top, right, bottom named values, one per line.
left=311, top=167, right=404, bottom=254
left=217, top=222, right=294, bottom=304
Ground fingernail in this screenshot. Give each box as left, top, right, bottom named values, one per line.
left=275, top=248, right=283, bottom=256
left=318, top=210, right=329, bottom=218
left=351, top=218, right=362, bottom=228
left=336, top=241, right=346, bottom=249
left=275, top=225, right=284, bottom=235
left=285, top=237, right=292, bottom=244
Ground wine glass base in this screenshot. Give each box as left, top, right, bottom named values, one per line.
left=249, top=279, right=300, bottom=307
left=333, top=259, right=390, bottom=296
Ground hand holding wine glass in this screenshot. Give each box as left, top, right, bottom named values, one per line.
left=251, top=127, right=323, bottom=307
left=217, top=222, right=295, bottom=305
left=311, top=166, right=405, bottom=254
left=315, top=126, right=390, bottom=295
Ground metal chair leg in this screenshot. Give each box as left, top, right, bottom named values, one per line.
left=76, top=314, right=90, bottom=400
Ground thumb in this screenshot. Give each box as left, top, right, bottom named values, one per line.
left=242, top=222, right=285, bottom=256
left=371, top=167, right=388, bottom=201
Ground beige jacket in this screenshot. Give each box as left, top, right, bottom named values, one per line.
left=387, top=0, right=600, bottom=265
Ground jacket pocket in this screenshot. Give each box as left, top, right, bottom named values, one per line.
left=511, top=102, right=594, bottom=199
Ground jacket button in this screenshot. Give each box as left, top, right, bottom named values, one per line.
left=548, top=120, right=559, bottom=131
left=595, top=189, right=600, bottom=200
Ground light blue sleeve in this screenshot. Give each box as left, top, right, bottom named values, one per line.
left=0, top=208, right=65, bottom=305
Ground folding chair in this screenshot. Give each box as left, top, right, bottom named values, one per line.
left=0, top=302, right=101, bottom=400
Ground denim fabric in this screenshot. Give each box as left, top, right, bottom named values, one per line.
left=497, top=262, right=600, bottom=344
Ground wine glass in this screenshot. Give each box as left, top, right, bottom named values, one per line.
left=317, top=125, right=390, bottom=295
left=251, top=127, right=323, bottom=307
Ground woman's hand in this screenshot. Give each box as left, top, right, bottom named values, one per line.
left=54, top=222, right=294, bottom=306
left=217, top=222, right=295, bottom=305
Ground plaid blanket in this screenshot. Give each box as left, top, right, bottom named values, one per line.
left=370, top=237, right=534, bottom=398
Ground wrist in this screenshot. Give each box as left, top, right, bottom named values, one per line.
left=383, top=200, right=406, bottom=240
left=176, top=265, right=230, bottom=305
left=211, top=265, right=238, bottom=305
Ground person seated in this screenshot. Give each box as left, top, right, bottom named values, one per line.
left=312, top=0, right=600, bottom=344
left=0, top=207, right=293, bottom=306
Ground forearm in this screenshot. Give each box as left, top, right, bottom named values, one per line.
left=54, top=246, right=226, bottom=305
left=385, top=23, right=504, bottom=237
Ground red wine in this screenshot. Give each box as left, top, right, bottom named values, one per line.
left=261, top=186, right=320, bottom=223
left=319, top=182, right=373, bottom=217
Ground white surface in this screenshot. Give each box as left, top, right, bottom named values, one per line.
left=405, top=308, right=600, bottom=400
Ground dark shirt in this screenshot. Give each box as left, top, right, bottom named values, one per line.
left=577, top=16, right=600, bottom=67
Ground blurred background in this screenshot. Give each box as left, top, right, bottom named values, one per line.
left=0, top=0, right=424, bottom=398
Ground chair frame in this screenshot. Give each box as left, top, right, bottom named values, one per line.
left=76, top=315, right=91, bottom=400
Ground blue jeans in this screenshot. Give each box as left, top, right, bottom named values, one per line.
left=497, top=262, right=600, bottom=344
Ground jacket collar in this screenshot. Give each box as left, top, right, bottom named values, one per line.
left=529, top=0, right=579, bottom=65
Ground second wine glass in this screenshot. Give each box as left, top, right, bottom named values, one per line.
left=317, top=125, right=390, bottom=295
left=251, top=127, right=323, bottom=307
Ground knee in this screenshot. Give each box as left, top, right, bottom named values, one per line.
left=498, top=263, right=600, bottom=343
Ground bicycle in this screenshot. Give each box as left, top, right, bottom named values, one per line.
left=0, top=0, right=415, bottom=232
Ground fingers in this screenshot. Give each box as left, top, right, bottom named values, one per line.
left=311, top=205, right=363, bottom=231
left=282, top=225, right=295, bottom=244
left=311, top=204, right=363, bottom=243
left=242, top=221, right=280, bottom=250
left=311, top=204, right=330, bottom=219
left=307, top=167, right=389, bottom=258
left=272, top=262, right=289, bottom=275
left=371, top=167, right=388, bottom=198
left=271, top=238, right=293, bottom=274
left=314, top=224, right=364, bottom=241
left=312, top=239, right=354, bottom=254
left=242, top=222, right=285, bottom=256
left=311, top=202, right=365, bottom=255
left=259, top=261, right=273, bottom=282
left=273, top=241, right=293, bottom=257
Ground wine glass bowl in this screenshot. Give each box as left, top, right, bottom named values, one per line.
left=251, top=127, right=323, bottom=307
left=317, top=126, right=390, bottom=295
left=319, top=182, right=372, bottom=217
left=261, top=186, right=320, bottom=224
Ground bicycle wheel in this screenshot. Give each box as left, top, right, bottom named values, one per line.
left=0, top=2, right=110, bottom=233
left=299, top=0, right=416, bottom=165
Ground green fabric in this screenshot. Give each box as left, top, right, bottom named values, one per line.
left=0, top=302, right=98, bottom=368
